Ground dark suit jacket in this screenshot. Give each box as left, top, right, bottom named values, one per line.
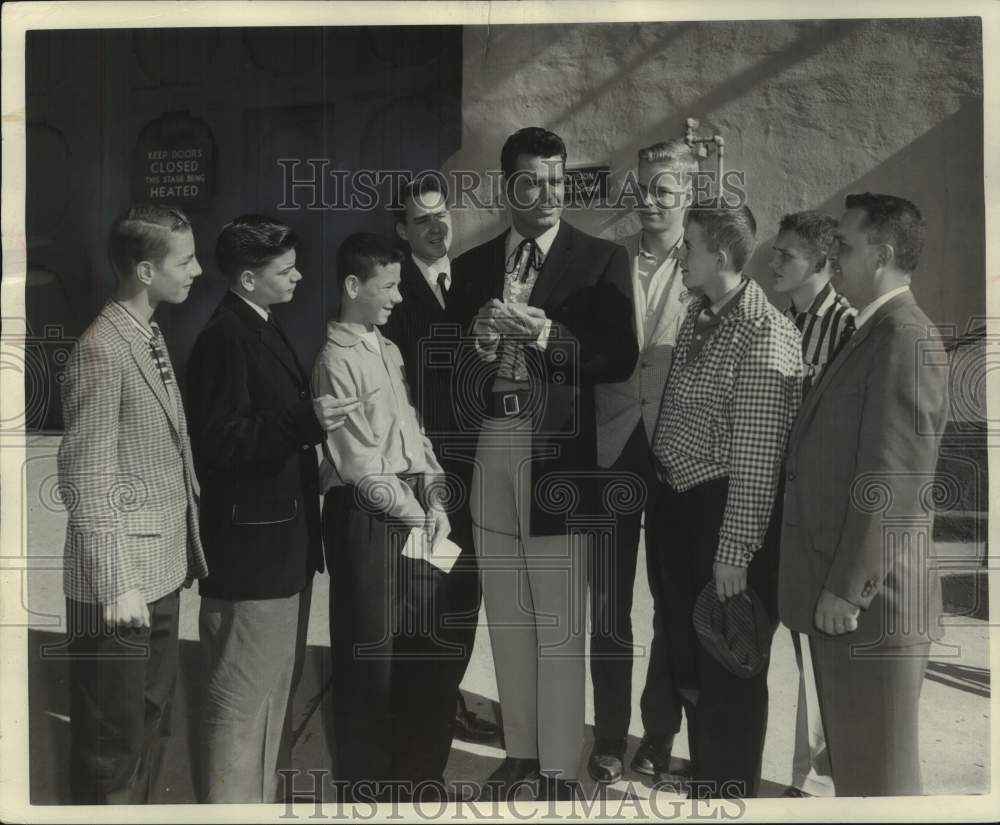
left=449, top=220, right=637, bottom=535
left=186, top=291, right=324, bottom=600
left=779, top=291, right=949, bottom=647
left=380, top=255, right=464, bottom=464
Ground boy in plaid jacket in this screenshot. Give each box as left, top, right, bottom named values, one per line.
left=57, top=203, right=208, bottom=803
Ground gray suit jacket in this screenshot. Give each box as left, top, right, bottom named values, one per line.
left=594, top=232, right=689, bottom=467
left=58, top=301, right=208, bottom=604
left=778, top=290, right=948, bottom=647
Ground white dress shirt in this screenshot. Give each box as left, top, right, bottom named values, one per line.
left=231, top=289, right=270, bottom=321
left=411, top=255, right=451, bottom=309
left=854, top=285, right=911, bottom=329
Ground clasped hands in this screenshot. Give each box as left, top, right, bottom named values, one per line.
left=473, top=299, right=548, bottom=345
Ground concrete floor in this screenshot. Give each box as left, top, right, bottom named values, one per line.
left=19, top=436, right=991, bottom=806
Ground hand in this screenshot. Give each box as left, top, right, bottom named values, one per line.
left=103, top=588, right=150, bottom=629
left=813, top=587, right=860, bottom=636
left=494, top=303, right=548, bottom=339
left=312, top=394, right=359, bottom=431
left=425, top=506, right=451, bottom=549
left=713, top=561, right=748, bottom=602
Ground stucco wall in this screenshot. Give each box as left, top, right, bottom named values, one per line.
left=445, top=18, right=984, bottom=332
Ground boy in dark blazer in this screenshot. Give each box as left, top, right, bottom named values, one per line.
left=186, top=214, right=357, bottom=802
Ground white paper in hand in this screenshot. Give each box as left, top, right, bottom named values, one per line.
left=401, top=527, right=462, bottom=574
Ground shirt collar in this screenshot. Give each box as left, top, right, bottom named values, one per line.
left=855, top=285, right=910, bottom=329
left=111, top=300, right=155, bottom=341
left=708, top=278, right=748, bottom=316
left=790, top=281, right=836, bottom=317
left=326, top=319, right=382, bottom=353
left=638, top=231, right=682, bottom=262
left=411, top=254, right=451, bottom=288
left=506, top=220, right=560, bottom=261
left=230, top=289, right=270, bottom=322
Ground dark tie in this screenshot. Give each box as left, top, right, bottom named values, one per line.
left=437, top=271, right=450, bottom=309
left=832, top=315, right=856, bottom=360
left=148, top=323, right=174, bottom=387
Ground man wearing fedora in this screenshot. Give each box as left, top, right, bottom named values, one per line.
left=650, top=203, right=801, bottom=798
left=779, top=193, right=948, bottom=796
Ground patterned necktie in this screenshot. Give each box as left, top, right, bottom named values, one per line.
left=497, top=240, right=542, bottom=381
left=148, top=323, right=174, bottom=387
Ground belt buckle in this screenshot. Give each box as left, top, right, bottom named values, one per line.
left=502, top=393, right=520, bottom=416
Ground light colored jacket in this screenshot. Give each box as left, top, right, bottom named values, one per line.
left=58, top=301, right=208, bottom=604
left=594, top=232, right=689, bottom=467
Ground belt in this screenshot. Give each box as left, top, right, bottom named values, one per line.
left=486, top=389, right=532, bottom=418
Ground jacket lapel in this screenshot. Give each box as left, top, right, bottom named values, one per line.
left=489, top=231, right=508, bottom=300
left=223, top=292, right=306, bottom=385
left=528, top=221, right=574, bottom=309
left=401, top=255, right=445, bottom=318
left=789, top=291, right=915, bottom=445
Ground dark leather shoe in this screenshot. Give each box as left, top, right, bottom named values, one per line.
left=537, top=775, right=581, bottom=801
left=587, top=737, right=626, bottom=784
left=454, top=695, right=500, bottom=743
left=631, top=733, right=675, bottom=776
left=479, top=757, right=540, bottom=801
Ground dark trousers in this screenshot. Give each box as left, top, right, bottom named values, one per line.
left=324, top=478, right=479, bottom=790
left=589, top=423, right=680, bottom=741
left=653, top=477, right=780, bottom=798
left=811, top=636, right=929, bottom=795
left=66, top=589, right=180, bottom=804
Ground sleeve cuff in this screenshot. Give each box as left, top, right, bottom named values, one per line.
left=532, top=318, right=554, bottom=351
left=715, top=535, right=758, bottom=568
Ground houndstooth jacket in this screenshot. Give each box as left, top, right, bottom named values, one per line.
left=652, top=278, right=802, bottom=567
left=57, top=301, right=209, bottom=604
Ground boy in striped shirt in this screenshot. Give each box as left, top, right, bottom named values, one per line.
left=769, top=210, right=856, bottom=797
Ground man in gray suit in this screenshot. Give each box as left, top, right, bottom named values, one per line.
left=58, top=203, right=209, bottom=803
left=779, top=192, right=949, bottom=795
left=590, top=140, right=695, bottom=783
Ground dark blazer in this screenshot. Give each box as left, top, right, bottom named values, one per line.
left=186, top=291, right=324, bottom=600
left=380, top=254, right=462, bottom=458
left=779, top=290, right=949, bottom=647
left=449, top=220, right=637, bottom=535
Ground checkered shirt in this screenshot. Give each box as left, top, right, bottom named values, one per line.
left=652, top=278, right=802, bottom=567
left=58, top=301, right=208, bottom=604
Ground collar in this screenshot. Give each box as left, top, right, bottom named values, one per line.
left=638, top=231, right=682, bottom=262
left=230, top=289, right=271, bottom=322
left=789, top=281, right=836, bottom=317
left=506, top=221, right=560, bottom=261
left=855, top=285, right=911, bottom=329
left=326, top=319, right=383, bottom=354
left=709, top=278, right=748, bottom=315
left=111, top=300, right=155, bottom=341
left=411, top=254, right=451, bottom=286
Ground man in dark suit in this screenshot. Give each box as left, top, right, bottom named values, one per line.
left=381, top=173, right=498, bottom=780
left=779, top=193, right=949, bottom=795
left=449, top=127, right=637, bottom=801
left=186, top=215, right=357, bottom=802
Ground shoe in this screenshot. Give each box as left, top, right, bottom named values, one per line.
left=454, top=694, right=500, bottom=743
left=587, top=737, right=627, bottom=784
left=781, top=786, right=813, bottom=798
left=653, top=768, right=692, bottom=795
left=537, top=775, right=581, bottom=801
left=479, top=757, right=540, bottom=801
left=630, top=733, right=675, bottom=776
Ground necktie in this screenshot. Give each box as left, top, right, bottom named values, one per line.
left=832, top=315, right=856, bottom=360
left=507, top=238, right=542, bottom=284
left=436, top=271, right=450, bottom=310
left=148, top=323, right=174, bottom=387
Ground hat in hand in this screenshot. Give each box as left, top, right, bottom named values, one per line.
left=693, top=583, right=771, bottom=678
